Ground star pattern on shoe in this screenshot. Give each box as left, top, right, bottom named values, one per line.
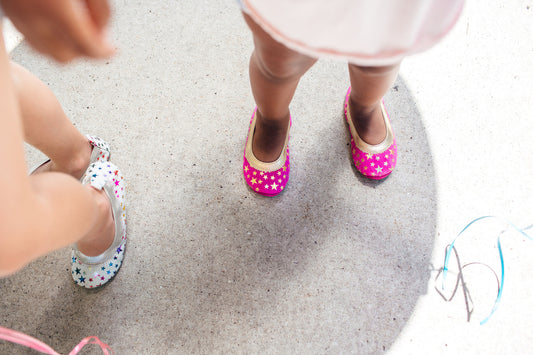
left=71, top=244, right=125, bottom=288
left=243, top=160, right=290, bottom=196
left=71, top=161, right=126, bottom=289
left=344, top=87, right=397, bottom=180
left=243, top=108, right=291, bottom=196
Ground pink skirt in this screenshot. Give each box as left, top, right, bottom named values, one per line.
left=240, top=0, right=464, bottom=66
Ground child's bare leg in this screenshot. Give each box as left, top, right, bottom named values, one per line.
left=347, top=63, right=400, bottom=145
left=0, top=27, right=113, bottom=275
left=244, top=13, right=317, bottom=162
left=26, top=173, right=115, bottom=263
left=10, top=62, right=92, bottom=179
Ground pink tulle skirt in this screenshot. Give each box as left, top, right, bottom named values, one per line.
left=240, top=0, right=464, bottom=66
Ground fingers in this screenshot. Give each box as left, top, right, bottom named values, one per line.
left=0, top=0, right=115, bottom=62
left=24, top=34, right=80, bottom=63
left=85, top=0, right=111, bottom=30
left=60, top=0, right=115, bottom=60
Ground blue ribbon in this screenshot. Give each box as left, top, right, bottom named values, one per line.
left=442, top=216, right=533, bottom=324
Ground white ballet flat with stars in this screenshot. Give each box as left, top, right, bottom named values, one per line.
left=71, top=160, right=126, bottom=289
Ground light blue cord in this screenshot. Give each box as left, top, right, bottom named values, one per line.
left=442, top=216, right=533, bottom=324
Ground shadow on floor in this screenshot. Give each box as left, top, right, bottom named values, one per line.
left=0, top=1, right=436, bottom=352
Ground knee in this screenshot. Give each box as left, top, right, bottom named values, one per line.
left=244, top=13, right=316, bottom=83
left=253, top=50, right=314, bottom=84
left=349, top=63, right=400, bottom=77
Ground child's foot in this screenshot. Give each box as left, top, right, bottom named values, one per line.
left=252, top=110, right=290, bottom=163
left=344, top=87, right=397, bottom=180
left=243, top=108, right=291, bottom=196
left=71, top=161, right=126, bottom=289
left=76, top=186, right=115, bottom=257
left=348, top=98, right=387, bottom=146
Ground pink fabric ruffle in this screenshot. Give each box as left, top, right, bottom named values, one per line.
left=242, top=0, right=464, bottom=66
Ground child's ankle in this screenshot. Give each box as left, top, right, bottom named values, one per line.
left=252, top=110, right=290, bottom=163
left=65, top=140, right=93, bottom=180
left=348, top=99, right=379, bottom=119
left=349, top=101, right=386, bottom=145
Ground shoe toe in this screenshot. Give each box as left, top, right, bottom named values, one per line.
left=243, top=154, right=290, bottom=196
left=71, top=245, right=125, bottom=289
left=351, top=139, right=396, bottom=180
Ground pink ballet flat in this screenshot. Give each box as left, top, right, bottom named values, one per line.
left=243, top=108, right=290, bottom=196
left=344, top=87, right=397, bottom=180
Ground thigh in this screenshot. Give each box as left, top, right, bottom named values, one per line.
left=243, top=12, right=316, bottom=78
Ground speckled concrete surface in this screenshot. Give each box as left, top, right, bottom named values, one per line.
left=1, top=0, right=532, bottom=354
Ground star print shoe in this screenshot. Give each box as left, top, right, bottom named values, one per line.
left=80, top=135, right=111, bottom=179
left=243, top=108, right=290, bottom=196
left=344, top=87, right=397, bottom=180
left=71, top=160, right=126, bottom=289
left=30, top=134, right=111, bottom=181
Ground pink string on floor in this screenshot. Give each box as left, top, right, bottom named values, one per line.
left=0, top=326, right=114, bottom=355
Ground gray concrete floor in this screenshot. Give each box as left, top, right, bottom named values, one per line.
left=1, top=0, right=533, bottom=353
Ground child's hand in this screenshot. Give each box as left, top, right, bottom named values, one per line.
left=0, top=0, right=114, bottom=62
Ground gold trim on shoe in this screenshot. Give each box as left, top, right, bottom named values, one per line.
left=244, top=110, right=290, bottom=172
left=345, top=101, right=394, bottom=155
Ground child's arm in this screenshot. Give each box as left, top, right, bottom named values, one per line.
left=0, top=0, right=114, bottom=62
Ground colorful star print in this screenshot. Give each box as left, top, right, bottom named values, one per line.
left=71, top=158, right=126, bottom=289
